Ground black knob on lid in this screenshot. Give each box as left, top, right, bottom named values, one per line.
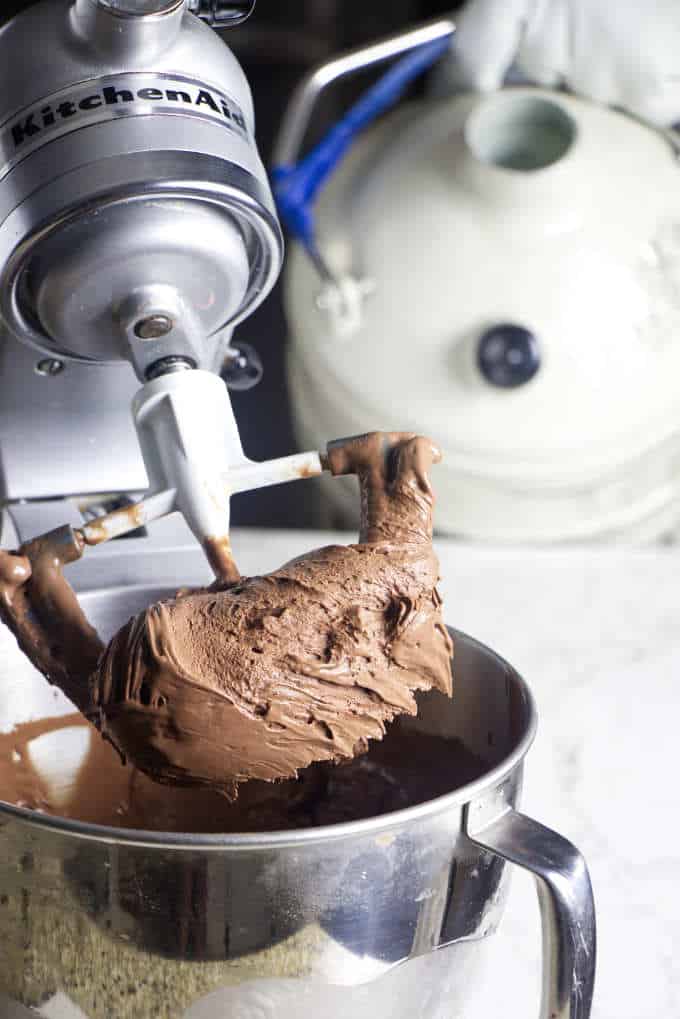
left=477, top=324, right=540, bottom=388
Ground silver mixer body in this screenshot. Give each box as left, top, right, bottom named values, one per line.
left=0, top=0, right=282, bottom=506
left=0, top=0, right=282, bottom=369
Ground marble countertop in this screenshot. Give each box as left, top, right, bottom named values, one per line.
left=225, top=530, right=677, bottom=1019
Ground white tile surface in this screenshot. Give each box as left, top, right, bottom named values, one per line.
left=228, top=530, right=679, bottom=1019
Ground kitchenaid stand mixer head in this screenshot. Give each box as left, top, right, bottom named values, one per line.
left=0, top=0, right=325, bottom=572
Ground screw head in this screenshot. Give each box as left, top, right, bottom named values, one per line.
left=35, top=358, right=65, bottom=377
left=134, top=315, right=174, bottom=340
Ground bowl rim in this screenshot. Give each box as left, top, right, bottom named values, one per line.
left=0, top=625, right=537, bottom=850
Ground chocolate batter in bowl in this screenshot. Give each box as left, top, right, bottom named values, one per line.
left=0, top=567, right=489, bottom=962
left=0, top=592, right=500, bottom=965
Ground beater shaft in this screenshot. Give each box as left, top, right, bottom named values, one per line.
left=79, top=451, right=327, bottom=549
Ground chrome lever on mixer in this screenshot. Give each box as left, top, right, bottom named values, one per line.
left=187, top=0, right=256, bottom=26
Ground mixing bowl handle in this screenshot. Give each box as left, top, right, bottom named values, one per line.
left=465, top=806, right=596, bottom=1019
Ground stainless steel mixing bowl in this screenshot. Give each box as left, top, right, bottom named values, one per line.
left=0, top=585, right=595, bottom=1019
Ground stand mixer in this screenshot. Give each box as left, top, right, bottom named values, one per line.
left=0, top=0, right=326, bottom=574
left=0, top=5, right=597, bottom=1018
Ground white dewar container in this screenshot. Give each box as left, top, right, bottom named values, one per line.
left=285, top=86, right=680, bottom=542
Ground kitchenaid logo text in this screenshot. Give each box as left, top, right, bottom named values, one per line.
left=10, top=82, right=247, bottom=147
left=0, top=74, right=249, bottom=179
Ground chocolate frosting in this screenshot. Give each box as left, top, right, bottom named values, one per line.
left=0, top=433, right=453, bottom=799
left=0, top=533, right=103, bottom=715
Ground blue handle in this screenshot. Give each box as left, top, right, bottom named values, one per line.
left=272, top=37, right=450, bottom=254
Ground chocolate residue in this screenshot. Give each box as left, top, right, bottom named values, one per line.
left=0, top=532, right=102, bottom=716
left=203, top=535, right=241, bottom=585
left=0, top=709, right=483, bottom=832
left=0, top=432, right=453, bottom=801
left=81, top=501, right=146, bottom=546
